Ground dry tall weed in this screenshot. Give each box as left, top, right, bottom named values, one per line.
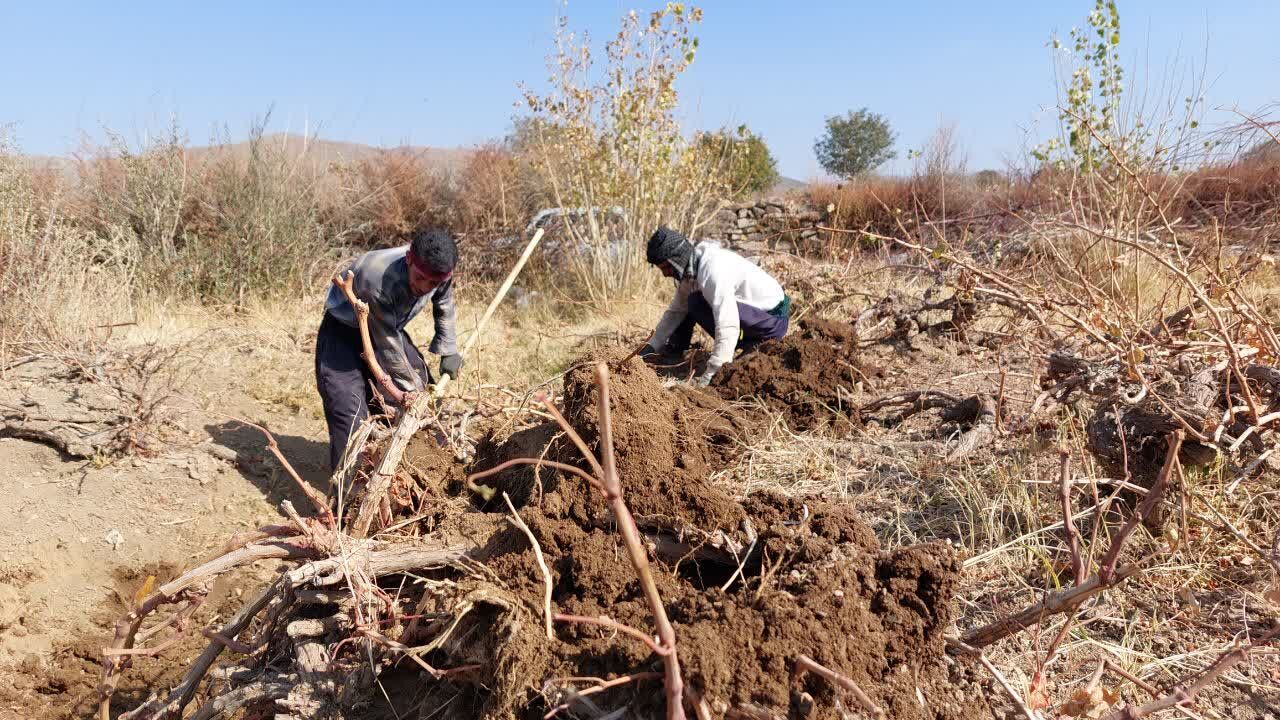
left=331, top=149, right=455, bottom=247
left=0, top=131, right=135, bottom=353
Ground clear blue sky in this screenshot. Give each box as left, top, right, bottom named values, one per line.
left=2, top=1, right=1276, bottom=178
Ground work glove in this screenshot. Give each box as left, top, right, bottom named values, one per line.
left=439, top=353, right=465, bottom=379
left=694, top=358, right=724, bottom=388
left=638, top=345, right=659, bottom=362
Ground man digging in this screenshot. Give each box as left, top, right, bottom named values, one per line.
left=315, top=229, right=464, bottom=469
left=640, top=226, right=790, bottom=385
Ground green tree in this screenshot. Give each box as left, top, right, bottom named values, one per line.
left=813, top=109, right=897, bottom=179
left=696, top=127, right=779, bottom=196
left=973, top=169, right=1005, bottom=188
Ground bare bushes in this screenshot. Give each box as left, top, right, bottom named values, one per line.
left=0, top=132, right=134, bottom=348
left=66, top=124, right=337, bottom=306
left=2, top=123, right=351, bottom=345
left=454, top=143, right=530, bottom=236
left=181, top=130, right=336, bottom=303
left=1178, top=150, right=1280, bottom=224
left=331, top=149, right=455, bottom=248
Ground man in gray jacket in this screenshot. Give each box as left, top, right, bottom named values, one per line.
left=315, top=229, right=464, bottom=469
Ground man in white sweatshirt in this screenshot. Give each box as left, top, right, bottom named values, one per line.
left=639, top=226, right=790, bottom=386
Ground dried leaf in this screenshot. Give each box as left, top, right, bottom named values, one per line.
left=1264, top=583, right=1280, bottom=607
left=1028, top=671, right=1050, bottom=710
left=1061, top=686, right=1118, bottom=719
left=134, top=574, right=156, bottom=608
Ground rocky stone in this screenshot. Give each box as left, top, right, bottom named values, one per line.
left=736, top=218, right=757, bottom=229
left=737, top=208, right=752, bottom=218
left=800, top=228, right=819, bottom=239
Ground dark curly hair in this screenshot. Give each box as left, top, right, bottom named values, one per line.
left=409, top=229, right=458, bottom=273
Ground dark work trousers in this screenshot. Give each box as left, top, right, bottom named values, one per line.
left=315, top=312, right=433, bottom=470
left=667, top=292, right=790, bottom=356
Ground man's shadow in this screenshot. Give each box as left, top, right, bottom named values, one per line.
left=204, top=421, right=331, bottom=508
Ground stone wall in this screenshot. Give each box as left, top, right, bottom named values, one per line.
left=702, top=197, right=828, bottom=255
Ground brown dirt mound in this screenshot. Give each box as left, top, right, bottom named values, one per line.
left=467, top=351, right=760, bottom=535
left=468, top=493, right=982, bottom=720
left=69, top=348, right=984, bottom=720
left=716, top=317, right=884, bottom=429
left=555, top=352, right=760, bottom=532
left=444, top=351, right=985, bottom=719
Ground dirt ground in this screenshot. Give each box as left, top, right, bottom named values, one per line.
left=0, top=318, right=332, bottom=717
left=2, top=273, right=1277, bottom=720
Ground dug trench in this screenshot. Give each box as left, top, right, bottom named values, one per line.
left=33, top=344, right=989, bottom=719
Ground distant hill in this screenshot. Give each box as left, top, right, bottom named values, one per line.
left=770, top=175, right=806, bottom=194
left=20, top=133, right=475, bottom=182
left=24, top=137, right=810, bottom=197
left=191, top=134, right=475, bottom=176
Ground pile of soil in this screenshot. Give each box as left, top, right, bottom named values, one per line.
left=71, top=351, right=985, bottom=720
left=399, top=354, right=986, bottom=719
left=716, top=317, right=884, bottom=429
left=555, top=353, right=760, bottom=531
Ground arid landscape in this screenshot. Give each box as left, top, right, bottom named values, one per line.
left=2, top=2, right=1279, bottom=719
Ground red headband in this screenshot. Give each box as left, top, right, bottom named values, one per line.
left=406, top=250, right=453, bottom=281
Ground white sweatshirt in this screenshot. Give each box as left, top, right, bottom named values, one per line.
left=648, top=241, right=785, bottom=373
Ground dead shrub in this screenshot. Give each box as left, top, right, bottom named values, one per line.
left=331, top=149, right=455, bottom=248
left=1177, top=154, right=1280, bottom=224
left=176, top=129, right=336, bottom=303
left=804, top=178, right=915, bottom=240
left=454, top=143, right=533, bottom=235
left=0, top=133, right=135, bottom=351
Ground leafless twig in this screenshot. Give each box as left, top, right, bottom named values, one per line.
left=1101, top=626, right=1280, bottom=720
left=1098, top=432, right=1182, bottom=582
left=1059, top=451, right=1086, bottom=585
left=792, top=654, right=885, bottom=720
left=503, top=492, right=553, bottom=639
left=980, top=654, right=1043, bottom=720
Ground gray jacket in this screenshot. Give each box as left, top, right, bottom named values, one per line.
left=324, top=246, right=458, bottom=392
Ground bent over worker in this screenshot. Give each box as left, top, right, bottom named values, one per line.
left=640, top=226, right=790, bottom=386
left=315, top=229, right=464, bottom=470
